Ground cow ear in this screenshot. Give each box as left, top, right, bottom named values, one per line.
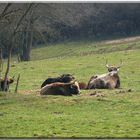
left=106, top=64, right=109, bottom=68
left=9, top=78, right=14, bottom=83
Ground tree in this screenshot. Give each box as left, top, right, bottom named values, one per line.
left=19, top=4, right=38, bottom=61
left=0, top=3, right=34, bottom=91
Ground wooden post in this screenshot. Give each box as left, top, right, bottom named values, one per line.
left=15, top=74, right=20, bottom=93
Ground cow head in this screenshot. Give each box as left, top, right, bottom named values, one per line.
left=8, top=77, right=14, bottom=84
left=66, top=81, right=80, bottom=95
left=106, top=60, right=123, bottom=72
left=60, top=74, right=75, bottom=83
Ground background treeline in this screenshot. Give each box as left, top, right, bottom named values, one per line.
left=1, top=3, right=140, bottom=60
left=35, top=3, right=140, bottom=44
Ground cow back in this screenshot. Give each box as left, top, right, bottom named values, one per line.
left=40, top=82, right=80, bottom=96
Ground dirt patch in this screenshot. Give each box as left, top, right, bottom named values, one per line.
left=81, top=90, right=106, bottom=98
left=89, top=92, right=105, bottom=97
left=53, top=111, right=63, bottom=115
left=115, top=89, right=133, bottom=94
left=18, top=89, right=40, bottom=95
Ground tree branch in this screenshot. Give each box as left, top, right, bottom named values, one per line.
left=0, top=3, right=12, bottom=20
left=14, top=3, right=34, bottom=34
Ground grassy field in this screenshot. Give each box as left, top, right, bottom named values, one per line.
left=0, top=36, right=140, bottom=138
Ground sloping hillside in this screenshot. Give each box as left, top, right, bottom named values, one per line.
left=0, top=36, right=140, bottom=138
left=31, top=36, right=140, bottom=60
left=7, top=36, right=140, bottom=91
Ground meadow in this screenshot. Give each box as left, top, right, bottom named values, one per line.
left=0, top=36, right=140, bottom=138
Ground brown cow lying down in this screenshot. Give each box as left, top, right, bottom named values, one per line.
left=78, top=82, right=87, bottom=89
left=40, top=81, right=80, bottom=96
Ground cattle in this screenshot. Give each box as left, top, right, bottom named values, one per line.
left=0, top=77, right=14, bottom=91
left=40, top=81, right=80, bottom=96
left=41, top=74, right=75, bottom=88
left=87, top=60, right=123, bottom=89
left=78, top=82, right=87, bottom=89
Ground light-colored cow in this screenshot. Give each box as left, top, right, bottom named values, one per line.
left=87, top=60, right=123, bottom=89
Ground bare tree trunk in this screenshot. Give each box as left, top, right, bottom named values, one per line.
left=3, top=44, right=13, bottom=91
left=17, top=53, right=21, bottom=62
left=0, top=48, right=3, bottom=78
left=0, top=48, right=3, bottom=91
left=20, top=30, right=28, bottom=61
left=26, top=24, right=33, bottom=61
left=20, top=20, right=33, bottom=61
left=3, top=54, right=10, bottom=91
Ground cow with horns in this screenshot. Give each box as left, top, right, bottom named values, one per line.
left=41, top=74, right=87, bottom=91
left=87, top=60, right=123, bottom=89
left=41, top=74, right=75, bottom=88
left=40, top=81, right=80, bottom=96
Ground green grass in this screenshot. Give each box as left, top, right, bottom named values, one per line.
left=0, top=36, right=140, bottom=138
left=31, top=37, right=140, bottom=60
left=0, top=91, right=140, bottom=138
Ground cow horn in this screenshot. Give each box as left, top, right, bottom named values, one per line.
left=71, top=80, right=77, bottom=84
left=105, top=59, right=110, bottom=68
left=117, top=59, right=123, bottom=68
left=69, top=80, right=76, bottom=84
left=65, top=80, right=76, bottom=85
